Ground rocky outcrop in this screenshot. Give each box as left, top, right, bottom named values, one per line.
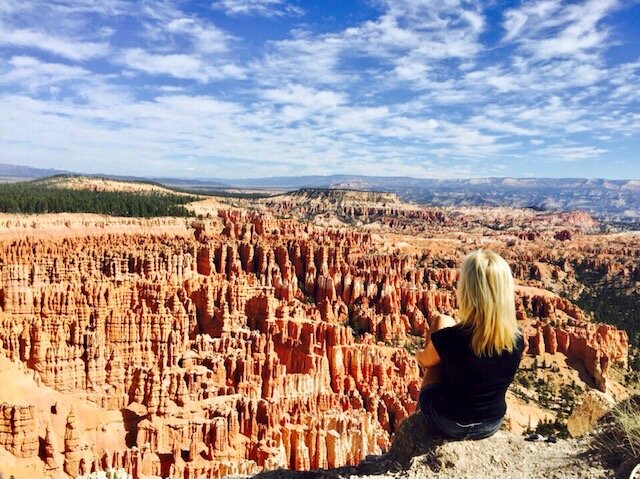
left=0, top=215, right=419, bottom=477
left=43, top=423, right=62, bottom=471
left=0, top=208, right=632, bottom=478
left=0, top=404, right=38, bottom=458
left=261, top=189, right=447, bottom=229
left=63, top=409, right=90, bottom=477
left=567, top=390, right=615, bottom=437
left=249, top=414, right=612, bottom=479
left=519, top=290, right=629, bottom=391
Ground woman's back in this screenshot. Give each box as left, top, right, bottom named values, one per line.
left=416, top=249, right=524, bottom=439
left=430, top=323, right=524, bottom=423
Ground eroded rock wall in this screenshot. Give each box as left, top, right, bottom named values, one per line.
left=0, top=210, right=630, bottom=477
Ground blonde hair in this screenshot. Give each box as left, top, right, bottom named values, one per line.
left=456, top=249, right=520, bottom=357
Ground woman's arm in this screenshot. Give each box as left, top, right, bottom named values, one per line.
left=415, top=313, right=457, bottom=368
left=415, top=340, right=440, bottom=368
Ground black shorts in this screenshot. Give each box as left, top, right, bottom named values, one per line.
left=419, top=384, right=502, bottom=440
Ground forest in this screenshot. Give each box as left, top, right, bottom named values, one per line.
left=0, top=182, right=196, bottom=217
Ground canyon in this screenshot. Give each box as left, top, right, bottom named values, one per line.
left=0, top=189, right=635, bottom=478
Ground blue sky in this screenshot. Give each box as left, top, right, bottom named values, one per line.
left=0, top=0, right=639, bottom=179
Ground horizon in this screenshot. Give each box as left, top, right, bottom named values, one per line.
left=4, top=161, right=640, bottom=182
left=1, top=1, right=639, bottom=179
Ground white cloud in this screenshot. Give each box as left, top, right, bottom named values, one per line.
left=380, top=116, right=514, bottom=158
left=0, top=56, right=91, bottom=90
left=349, top=0, right=485, bottom=61
left=262, top=84, right=346, bottom=109
left=121, top=48, right=245, bottom=82
left=253, top=0, right=486, bottom=91
left=0, top=0, right=637, bottom=178
left=257, top=34, right=349, bottom=86
left=536, top=145, right=607, bottom=161
left=110, top=5, right=244, bottom=83
left=0, top=26, right=109, bottom=61
left=165, top=18, right=231, bottom=54
left=213, top=0, right=304, bottom=17
left=467, top=115, right=541, bottom=137
left=0, top=1, right=125, bottom=61
left=121, top=49, right=205, bottom=79
left=332, top=106, right=390, bottom=133
left=0, top=0, right=128, bottom=17
left=502, top=0, right=619, bottom=60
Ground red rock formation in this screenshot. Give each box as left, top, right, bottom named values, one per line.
left=0, top=404, right=38, bottom=458
left=43, top=423, right=62, bottom=471
left=516, top=286, right=629, bottom=391
left=63, top=409, right=93, bottom=476
left=554, top=230, right=572, bottom=241
left=0, top=208, right=632, bottom=477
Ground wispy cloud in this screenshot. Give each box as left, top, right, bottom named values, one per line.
left=0, top=26, right=109, bottom=61
left=213, top=0, right=304, bottom=17
left=164, top=17, right=232, bottom=54
left=0, top=0, right=638, bottom=179
left=502, top=0, right=618, bottom=60
left=121, top=49, right=245, bottom=82
left=0, top=56, right=91, bottom=91
left=536, top=145, right=607, bottom=161
left=262, top=84, right=346, bottom=109
left=116, top=5, right=243, bottom=82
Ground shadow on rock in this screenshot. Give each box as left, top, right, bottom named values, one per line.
left=355, top=413, right=446, bottom=475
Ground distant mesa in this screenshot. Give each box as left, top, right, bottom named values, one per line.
left=33, top=175, right=188, bottom=195
left=279, top=187, right=402, bottom=204
left=1, top=162, right=638, bottom=223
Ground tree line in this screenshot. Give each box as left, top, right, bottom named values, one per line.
left=0, top=183, right=196, bottom=217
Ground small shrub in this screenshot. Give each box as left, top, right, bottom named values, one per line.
left=534, top=417, right=570, bottom=439
left=611, top=399, right=640, bottom=458
left=594, top=396, right=640, bottom=475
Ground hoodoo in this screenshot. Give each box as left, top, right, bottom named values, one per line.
left=0, top=203, right=634, bottom=478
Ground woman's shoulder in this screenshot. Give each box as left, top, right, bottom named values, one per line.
left=431, top=316, right=466, bottom=340
left=430, top=320, right=470, bottom=359
left=433, top=313, right=458, bottom=331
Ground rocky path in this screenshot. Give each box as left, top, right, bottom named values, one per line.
left=247, top=415, right=613, bottom=479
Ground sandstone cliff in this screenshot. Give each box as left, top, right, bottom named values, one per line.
left=0, top=207, right=633, bottom=478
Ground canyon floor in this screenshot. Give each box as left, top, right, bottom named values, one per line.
left=0, top=185, right=637, bottom=479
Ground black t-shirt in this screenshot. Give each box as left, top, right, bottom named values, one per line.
left=430, top=324, right=524, bottom=423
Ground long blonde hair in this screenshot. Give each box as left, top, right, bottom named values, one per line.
left=456, top=249, right=520, bottom=357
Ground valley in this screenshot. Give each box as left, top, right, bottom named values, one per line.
left=0, top=180, right=636, bottom=478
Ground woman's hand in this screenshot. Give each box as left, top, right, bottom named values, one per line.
left=415, top=312, right=455, bottom=368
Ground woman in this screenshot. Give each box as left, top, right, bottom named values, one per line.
left=415, top=249, right=524, bottom=440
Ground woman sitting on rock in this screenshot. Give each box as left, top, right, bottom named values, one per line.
left=415, top=249, right=524, bottom=440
